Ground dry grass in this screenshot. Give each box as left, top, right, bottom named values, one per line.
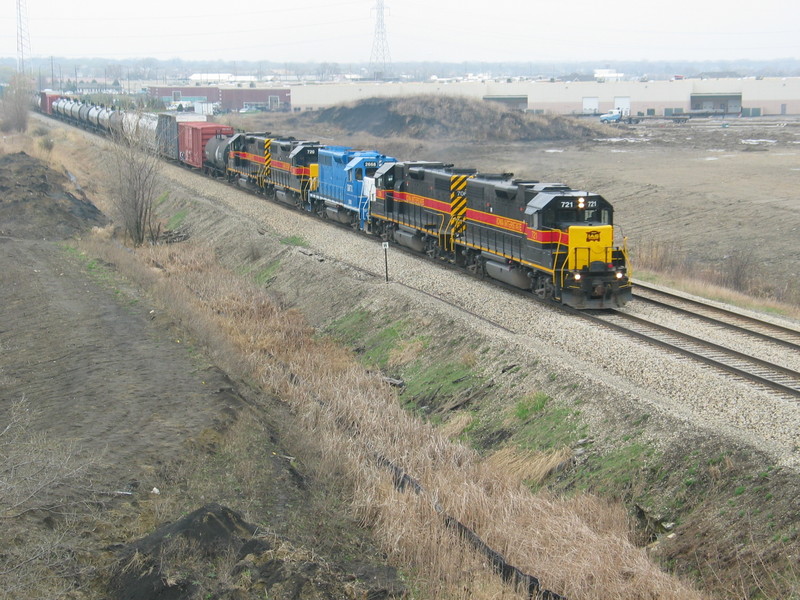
left=483, top=446, right=573, bottom=488
left=75, top=234, right=706, bottom=600
left=631, top=238, right=800, bottom=316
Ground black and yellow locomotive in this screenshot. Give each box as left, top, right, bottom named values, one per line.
left=371, top=167, right=631, bottom=308
left=206, top=133, right=322, bottom=207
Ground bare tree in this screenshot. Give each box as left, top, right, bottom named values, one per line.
left=0, top=73, right=33, bottom=133
left=106, top=113, right=163, bottom=246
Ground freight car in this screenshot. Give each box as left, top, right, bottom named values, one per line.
left=38, top=94, right=632, bottom=309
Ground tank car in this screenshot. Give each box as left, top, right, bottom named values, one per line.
left=87, top=105, right=102, bottom=131
left=52, top=98, right=69, bottom=118
left=97, top=107, right=113, bottom=133
left=309, top=146, right=396, bottom=227
left=68, top=100, right=82, bottom=123
left=204, top=131, right=237, bottom=175
left=78, top=103, right=93, bottom=127
left=108, top=110, right=125, bottom=138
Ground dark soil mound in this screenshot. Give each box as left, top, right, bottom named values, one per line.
left=109, top=503, right=404, bottom=600
left=0, top=151, right=107, bottom=239
left=299, top=95, right=602, bottom=142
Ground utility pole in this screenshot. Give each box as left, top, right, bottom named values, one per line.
left=368, top=0, right=391, bottom=81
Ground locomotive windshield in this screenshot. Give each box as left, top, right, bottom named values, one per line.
left=556, top=207, right=611, bottom=224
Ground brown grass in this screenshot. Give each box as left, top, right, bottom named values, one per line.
left=483, top=446, right=573, bottom=488
left=631, top=238, right=800, bottom=317
left=74, top=235, right=705, bottom=600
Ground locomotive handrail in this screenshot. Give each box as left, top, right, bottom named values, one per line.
left=549, top=229, right=569, bottom=291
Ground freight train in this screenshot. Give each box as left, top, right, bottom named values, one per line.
left=39, top=91, right=632, bottom=309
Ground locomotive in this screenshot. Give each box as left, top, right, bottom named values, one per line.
left=39, top=91, right=632, bottom=309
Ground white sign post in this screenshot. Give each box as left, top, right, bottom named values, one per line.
left=382, top=242, right=389, bottom=283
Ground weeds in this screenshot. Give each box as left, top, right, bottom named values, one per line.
left=631, top=238, right=800, bottom=314
left=73, top=237, right=703, bottom=600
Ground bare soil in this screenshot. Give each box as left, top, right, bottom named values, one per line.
left=0, top=150, right=403, bottom=599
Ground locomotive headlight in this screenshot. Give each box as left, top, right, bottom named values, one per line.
left=615, top=271, right=624, bottom=279
left=573, top=272, right=582, bottom=281
left=577, top=197, right=585, bottom=209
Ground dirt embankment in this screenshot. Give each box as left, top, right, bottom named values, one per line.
left=0, top=150, right=403, bottom=600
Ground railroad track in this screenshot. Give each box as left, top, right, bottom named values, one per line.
left=337, top=238, right=800, bottom=402
left=632, top=282, right=800, bottom=350
left=566, top=287, right=800, bottom=400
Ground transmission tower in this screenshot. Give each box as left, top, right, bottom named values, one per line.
left=368, top=0, right=391, bottom=80
left=16, top=0, right=32, bottom=75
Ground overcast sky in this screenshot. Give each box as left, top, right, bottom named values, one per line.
left=2, top=0, right=798, bottom=65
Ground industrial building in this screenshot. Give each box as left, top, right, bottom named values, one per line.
left=146, top=86, right=291, bottom=113
left=286, top=77, right=800, bottom=117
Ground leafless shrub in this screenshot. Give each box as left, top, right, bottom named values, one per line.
left=719, top=248, right=756, bottom=290
left=0, top=74, right=32, bottom=133
left=105, top=117, right=163, bottom=246
left=37, top=135, right=54, bottom=158
left=0, top=398, right=99, bottom=600
left=630, top=237, right=685, bottom=273
left=631, top=237, right=800, bottom=311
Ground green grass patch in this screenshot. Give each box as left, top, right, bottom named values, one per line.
left=254, top=261, right=280, bottom=286
left=512, top=403, right=587, bottom=451
left=514, top=392, right=549, bottom=421
left=326, top=310, right=406, bottom=369
left=167, top=208, right=188, bottom=230
left=280, top=235, right=309, bottom=247
left=574, top=442, right=655, bottom=494
left=400, top=358, right=480, bottom=412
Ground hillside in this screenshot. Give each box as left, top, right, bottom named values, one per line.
left=238, top=95, right=607, bottom=142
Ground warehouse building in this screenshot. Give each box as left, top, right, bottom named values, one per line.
left=146, top=86, right=291, bottom=113
left=286, top=77, right=800, bottom=117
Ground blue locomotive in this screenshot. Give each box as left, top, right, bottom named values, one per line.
left=309, top=146, right=396, bottom=228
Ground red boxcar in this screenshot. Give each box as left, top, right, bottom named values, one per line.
left=177, top=122, right=234, bottom=169
left=39, top=91, right=61, bottom=115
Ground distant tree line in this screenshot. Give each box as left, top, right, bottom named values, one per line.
left=3, top=56, right=800, bottom=87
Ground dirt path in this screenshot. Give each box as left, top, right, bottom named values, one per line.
left=0, top=235, right=237, bottom=487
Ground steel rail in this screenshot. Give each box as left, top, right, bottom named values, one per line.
left=567, top=307, right=800, bottom=400
left=633, top=282, right=800, bottom=349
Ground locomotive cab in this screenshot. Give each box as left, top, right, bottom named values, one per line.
left=526, top=191, right=631, bottom=308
